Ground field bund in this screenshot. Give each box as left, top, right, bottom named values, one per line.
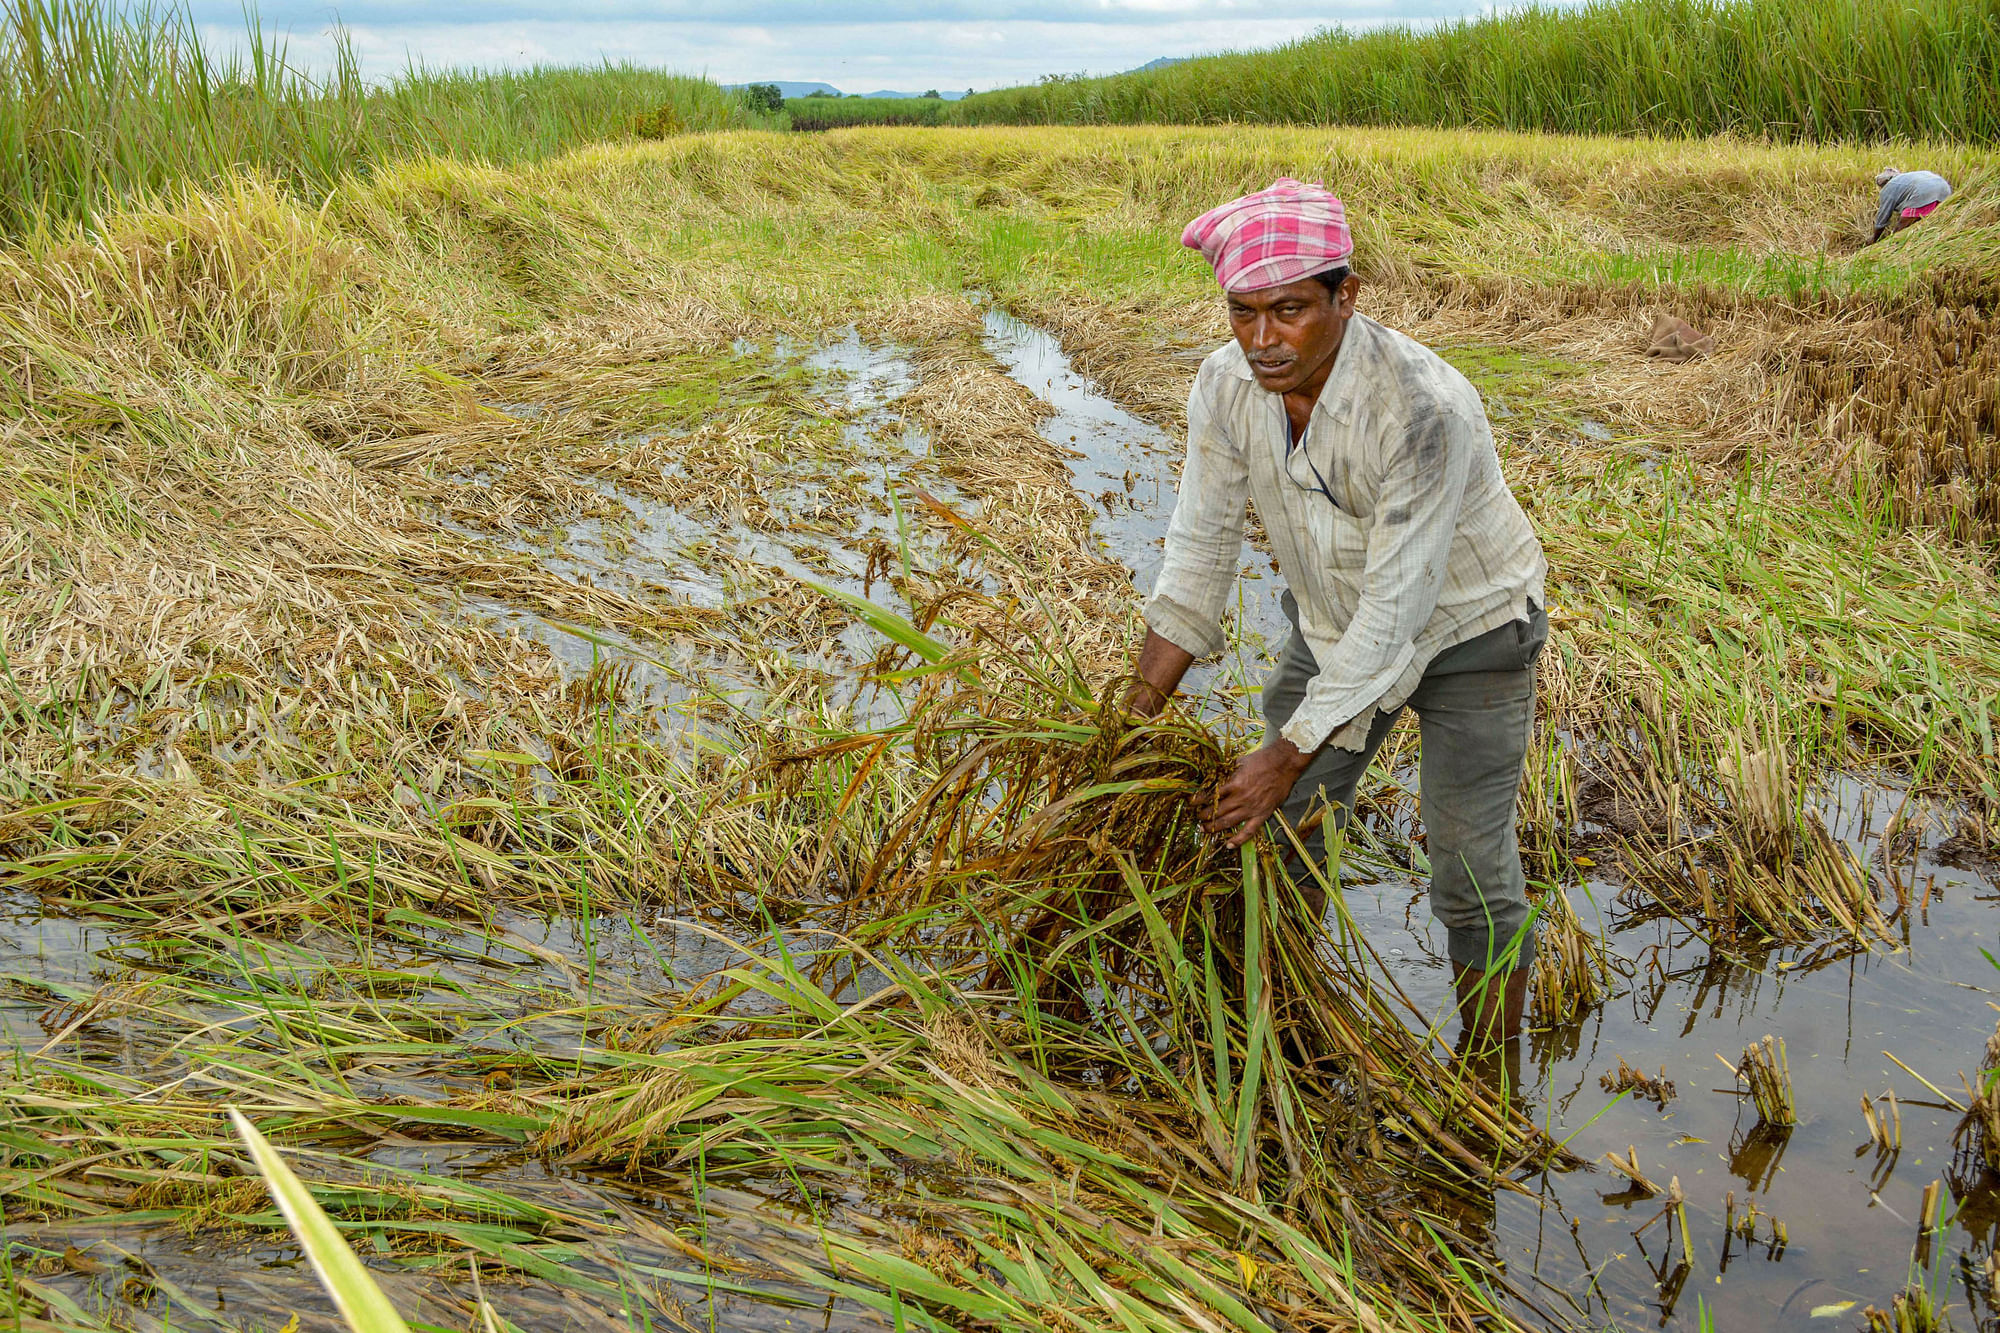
left=2, top=125, right=2000, bottom=1333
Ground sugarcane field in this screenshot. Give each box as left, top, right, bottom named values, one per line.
left=3, top=2, right=2000, bottom=1332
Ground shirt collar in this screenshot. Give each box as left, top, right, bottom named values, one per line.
left=1222, top=314, right=1370, bottom=426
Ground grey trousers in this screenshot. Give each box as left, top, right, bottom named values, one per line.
left=1264, top=589, right=1547, bottom=973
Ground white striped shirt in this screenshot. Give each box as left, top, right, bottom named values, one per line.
left=1144, top=313, right=1547, bottom=753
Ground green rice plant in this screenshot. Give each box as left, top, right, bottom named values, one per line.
left=785, top=95, right=948, bottom=131
left=953, top=0, right=2000, bottom=143
left=0, top=0, right=778, bottom=235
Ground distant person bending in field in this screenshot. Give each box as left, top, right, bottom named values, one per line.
left=1869, top=167, right=1952, bottom=244
left=1124, top=178, right=1548, bottom=1046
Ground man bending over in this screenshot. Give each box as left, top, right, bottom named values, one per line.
left=1126, top=179, right=1549, bottom=1044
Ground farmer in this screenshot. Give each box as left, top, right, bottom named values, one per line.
left=1869, top=167, right=1952, bottom=244
left=1125, top=178, right=1548, bottom=1043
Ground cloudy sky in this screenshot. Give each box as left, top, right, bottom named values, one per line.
left=186, top=1, right=1511, bottom=92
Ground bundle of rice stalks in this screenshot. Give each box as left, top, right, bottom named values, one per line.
left=1580, top=718, right=1886, bottom=947
left=1528, top=883, right=1615, bottom=1027
left=1863, top=1284, right=1954, bottom=1333
left=632, top=566, right=1580, bottom=1328
left=712, top=574, right=1568, bottom=1180
left=1735, top=1034, right=1797, bottom=1127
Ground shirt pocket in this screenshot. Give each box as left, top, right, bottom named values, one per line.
left=1328, top=504, right=1369, bottom=562
left=1310, top=503, right=1370, bottom=613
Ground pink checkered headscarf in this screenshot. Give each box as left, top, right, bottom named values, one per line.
left=1181, top=178, right=1352, bottom=293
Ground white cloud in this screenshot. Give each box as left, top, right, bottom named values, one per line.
left=189, top=2, right=1498, bottom=89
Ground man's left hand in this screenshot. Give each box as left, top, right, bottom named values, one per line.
left=1201, top=737, right=1314, bottom=848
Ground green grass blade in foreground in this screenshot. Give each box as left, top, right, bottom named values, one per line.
left=805, top=577, right=971, bottom=679
left=227, top=1108, right=412, bottom=1333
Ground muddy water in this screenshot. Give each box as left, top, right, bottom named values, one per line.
left=1495, top=790, right=1997, bottom=1330
left=453, top=333, right=968, bottom=699
left=1, top=899, right=897, bottom=1333
left=975, top=319, right=2000, bottom=1330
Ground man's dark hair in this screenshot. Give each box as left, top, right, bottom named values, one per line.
left=1311, top=265, right=1351, bottom=296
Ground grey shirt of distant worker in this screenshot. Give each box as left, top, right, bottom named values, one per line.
left=1143, top=313, right=1547, bottom=756
left=1874, top=170, right=1953, bottom=234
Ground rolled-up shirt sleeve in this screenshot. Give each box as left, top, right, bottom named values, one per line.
left=1874, top=180, right=1906, bottom=233
left=1142, top=365, right=1248, bottom=658
left=1280, top=407, right=1473, bottom=754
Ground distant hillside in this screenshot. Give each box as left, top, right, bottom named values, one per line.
left=1125, top=57, right=1187, bottom=73
left=729, top=83, right=970, bottom=101
left=951, top=0, right=2000, bottom=144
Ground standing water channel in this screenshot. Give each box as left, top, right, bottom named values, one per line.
left=977, top=309, right=2000, bottom=1331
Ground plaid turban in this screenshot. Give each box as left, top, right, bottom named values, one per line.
left=1181, top=178, right=1353, bottom=293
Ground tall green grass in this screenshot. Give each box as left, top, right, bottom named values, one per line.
left=0, top=0, right=775, bottom=235
left=784, top=94, right=948, bottom=131
left=953, top=0, right=2000, bottom=143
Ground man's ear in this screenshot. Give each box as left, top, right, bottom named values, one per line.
left=1338, top=272, right=1361, bottom=316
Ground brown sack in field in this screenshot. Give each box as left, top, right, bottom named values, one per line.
left=1646, top=311, right=1714, bottom=362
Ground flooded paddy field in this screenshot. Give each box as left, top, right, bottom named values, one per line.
left=9, top=310, right=1998, bottom=1333
left=4, top=126, right=2000, bottom=1333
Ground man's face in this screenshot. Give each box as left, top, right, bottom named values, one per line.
left=1227, top=272, right=1360, bottom=395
